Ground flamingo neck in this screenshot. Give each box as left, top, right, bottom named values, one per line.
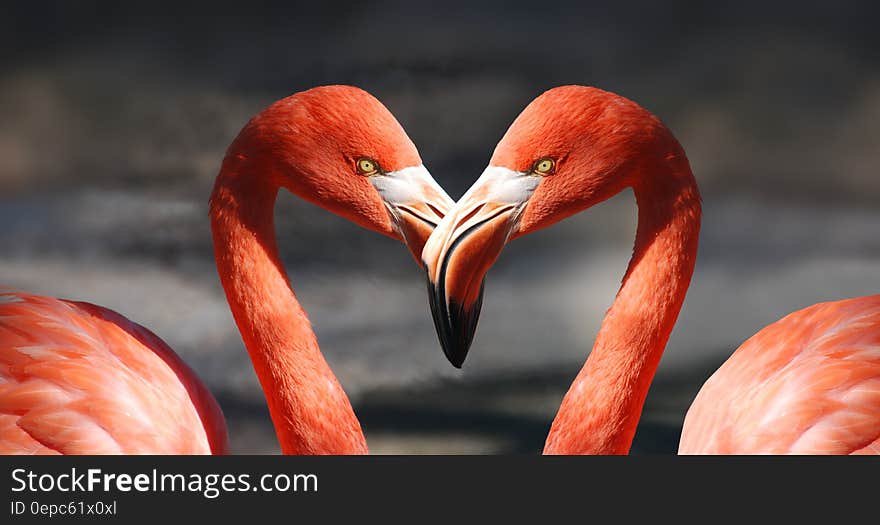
left=544, top=156, right=701, bottom=455
left=209, top=162, right=367, bottom=454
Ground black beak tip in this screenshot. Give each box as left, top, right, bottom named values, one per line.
left=442, top=340, right=468, bottom=369
left=426, top=274, right=484, bottom=369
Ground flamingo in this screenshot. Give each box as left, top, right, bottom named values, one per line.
left=0, top=85, right=454, bottom=454
left=421, top=85, right=880, bottom=455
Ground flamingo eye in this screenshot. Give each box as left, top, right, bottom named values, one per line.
left=356, top=158, right=380, bottom=176
left=532, top=158, right=555, bottom=175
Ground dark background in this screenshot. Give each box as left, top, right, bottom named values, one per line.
left=2, top=1, right=879, bottom=453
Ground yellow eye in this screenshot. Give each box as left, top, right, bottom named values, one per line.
left=357, top=158, right=379, bottom=175
left=533, top=158, right=555, bottom=174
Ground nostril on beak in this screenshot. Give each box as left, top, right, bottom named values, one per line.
left=425, top=202, right=444, bottom=218
left=453, top=203, right=486, bottom=232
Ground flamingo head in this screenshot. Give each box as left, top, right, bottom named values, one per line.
left=231, top=85, right=453, bottom=261
left=422, top=85, right=674, bottom=367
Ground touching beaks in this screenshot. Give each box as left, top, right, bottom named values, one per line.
left=371, top=165, right=454, bottom=262
left=421, top=166, right=539, bottom=368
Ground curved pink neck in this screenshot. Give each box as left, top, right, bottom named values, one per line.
left=209, top=161, right=368, bottom=454
left=543, top=156, right=701, bottom=455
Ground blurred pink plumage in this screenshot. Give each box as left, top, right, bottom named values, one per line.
left=680, top=296, right=880, bottom=454
left=0, top=292, right=227, bottom=454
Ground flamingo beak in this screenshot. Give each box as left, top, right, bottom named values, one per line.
left=421, top=166, right=540, bottom=367
left=371, top=165, right=455, bottom=262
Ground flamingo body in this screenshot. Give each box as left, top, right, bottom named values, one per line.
left=680, top=295, right=880, bottom=454
left=0, top=291, right=227, bottom=454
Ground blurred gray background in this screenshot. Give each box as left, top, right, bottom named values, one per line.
left=2, top=1, right=878, bottom=453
